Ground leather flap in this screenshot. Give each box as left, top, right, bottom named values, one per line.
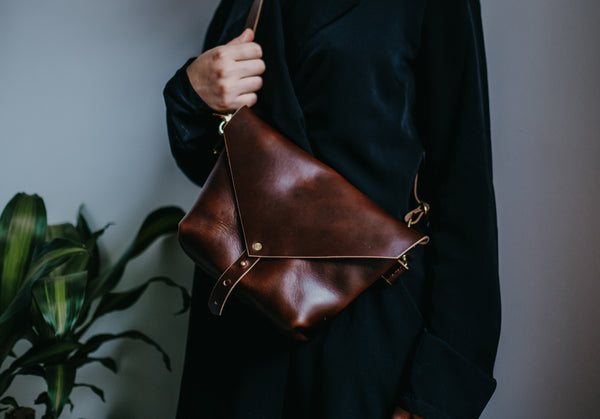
left=223, top=106, right=427, bottom=259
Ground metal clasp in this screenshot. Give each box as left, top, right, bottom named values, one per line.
left=213, top=113, right=233, bottom=136
left=405, top=201, right=430, bottom=228
left=381, top=255, right=410, bottom=285
left=211, top=113, right=233, bottom=154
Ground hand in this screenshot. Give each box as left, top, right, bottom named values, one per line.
left=186, top=28, right=265, bottom=112
left=392, top=406, right=424, bottom=419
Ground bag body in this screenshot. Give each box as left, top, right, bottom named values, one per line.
left=179, top=106, right=429, bottom=340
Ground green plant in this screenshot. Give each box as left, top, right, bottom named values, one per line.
left=0, top=193, right=189, bottom=418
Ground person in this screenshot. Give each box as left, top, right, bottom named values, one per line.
left=163, top=0, right=501, bottom=418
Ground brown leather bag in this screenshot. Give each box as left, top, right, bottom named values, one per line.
left=177, top=0, right=429, bottom=340
left=179, top=105, right=429, bottom=340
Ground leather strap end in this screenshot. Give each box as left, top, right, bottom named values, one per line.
left=380, top=258, right=409, bottom=285
left=208, top=251, right=260, bottom=315
left=244, top=0, right=264, bottom=32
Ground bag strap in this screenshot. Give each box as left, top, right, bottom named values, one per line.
left=404, top=174, right=430, bottom=228
left=244, top=0, right=264, bottom=31
left=226, top=0, right=429, bottom=227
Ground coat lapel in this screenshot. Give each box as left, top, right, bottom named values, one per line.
left=282, top=0, right=360, bottom=50
left=215, top=0, right=361, bottom=155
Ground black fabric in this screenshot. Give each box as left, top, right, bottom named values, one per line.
left=163, top=0, right=501, bottom=418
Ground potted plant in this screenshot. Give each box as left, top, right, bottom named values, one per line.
left=0, top=193, right=189, bottom=418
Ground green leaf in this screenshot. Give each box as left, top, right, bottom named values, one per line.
left=34, top=392, right=48, bottom=405
left=70, top=356, right=117, bottom=374
left=75, top=207, right=92, bottom=242
left=0, top=396, right=18, bottom=408
left=0, top=371, right=17, bottom=398
left=0, top=317, right=30, bottom=374
left=75, top=208, right=109, bottom=281
left=87, top=206, right=184, bottom=302
left=0, top=193, right=47, bottom=312
left=122, top=206, right=185, bottom=261
left=30, top=298, right=57, bottom=342
left=82, top=225, right=110, bottom=280
left=0, top=342, right=74, bottom=394
left=0, top=239, right=87, bottom=327
left=73, top=383, right=105, bottom=402
left=45, top=364, right=75, bottom=418
left=33, top=272, right=87, bottom=337
left=66, top=398, right=74, bottom=413
left=74, top=330, right=171, bottom=371
left=45, top=223, right=89, bottom=279
left=70, top=278, right=189, bottom=361
left=46, top=223, right=81, bottom=243
left=16, top=365, right=45, bottom=378
left=34, top=392, right=52, bottom=418
left=8, top=341, right=79, bottom=373
left=91, top=276, right=190, bottom=322
left=72, top=224, right=111, bottom=331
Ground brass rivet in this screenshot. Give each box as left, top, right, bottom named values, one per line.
left=223, top=279, right=232, bottom=287
left=252, top=242, right=263, bottom=251
left=240, top=260, right=249, bottom=268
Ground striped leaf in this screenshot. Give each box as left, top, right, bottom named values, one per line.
left=0, top=193, right=47, bottom=312
left=0, top=193, right=47, bottom=368
left=46, top=223, right=81, bottom=243
left=0, top=239, right=87, bottom=327
left=44, top=364, right=75, bottom=418
left=32, top=271, right=87, bottom=337
left=46, top=223, right=89, bottom=278
left=4, top=341, right=79, bottom=375
left=75, top=207, right=112, bottom=281
left=29, top=297, right=57, bottom=342
left=71, top=222, right=111, bottom=331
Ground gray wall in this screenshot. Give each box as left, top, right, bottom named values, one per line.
left=482, top=0, right=600, bottom=416
left=0, top=0, right=598, bottom=417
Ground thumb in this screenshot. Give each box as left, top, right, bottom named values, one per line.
left=227, top=28, right=255, bottom=45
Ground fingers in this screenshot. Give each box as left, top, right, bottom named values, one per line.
left=234, top=92, right=258, bottom=109
left=214, top=41, right=262, bottom=63
left=213, top=76, right=262, bottom=111
left=186, top=28, right=265, bottom=112
left=237, top=75, right=264, bottom=95
left=233, top=58, right=266, bottom=79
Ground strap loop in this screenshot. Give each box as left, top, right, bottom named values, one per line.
left=404, top=174, right=430, bottom=228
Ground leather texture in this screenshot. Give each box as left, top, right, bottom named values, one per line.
left=178, top=106, right=428, bottom=340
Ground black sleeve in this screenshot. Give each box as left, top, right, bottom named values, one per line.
left=398, top=0, right=502, bottom=418
left=162, top=0, right=235, bottom=186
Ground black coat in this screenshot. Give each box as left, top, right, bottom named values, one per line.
left=163, top=0, right=501, bottom=418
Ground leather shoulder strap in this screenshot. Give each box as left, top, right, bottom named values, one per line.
left=244, top=0, right=264, bottom=31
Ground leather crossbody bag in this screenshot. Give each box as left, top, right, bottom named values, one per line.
left=178, top=0, right=430, bottom=340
